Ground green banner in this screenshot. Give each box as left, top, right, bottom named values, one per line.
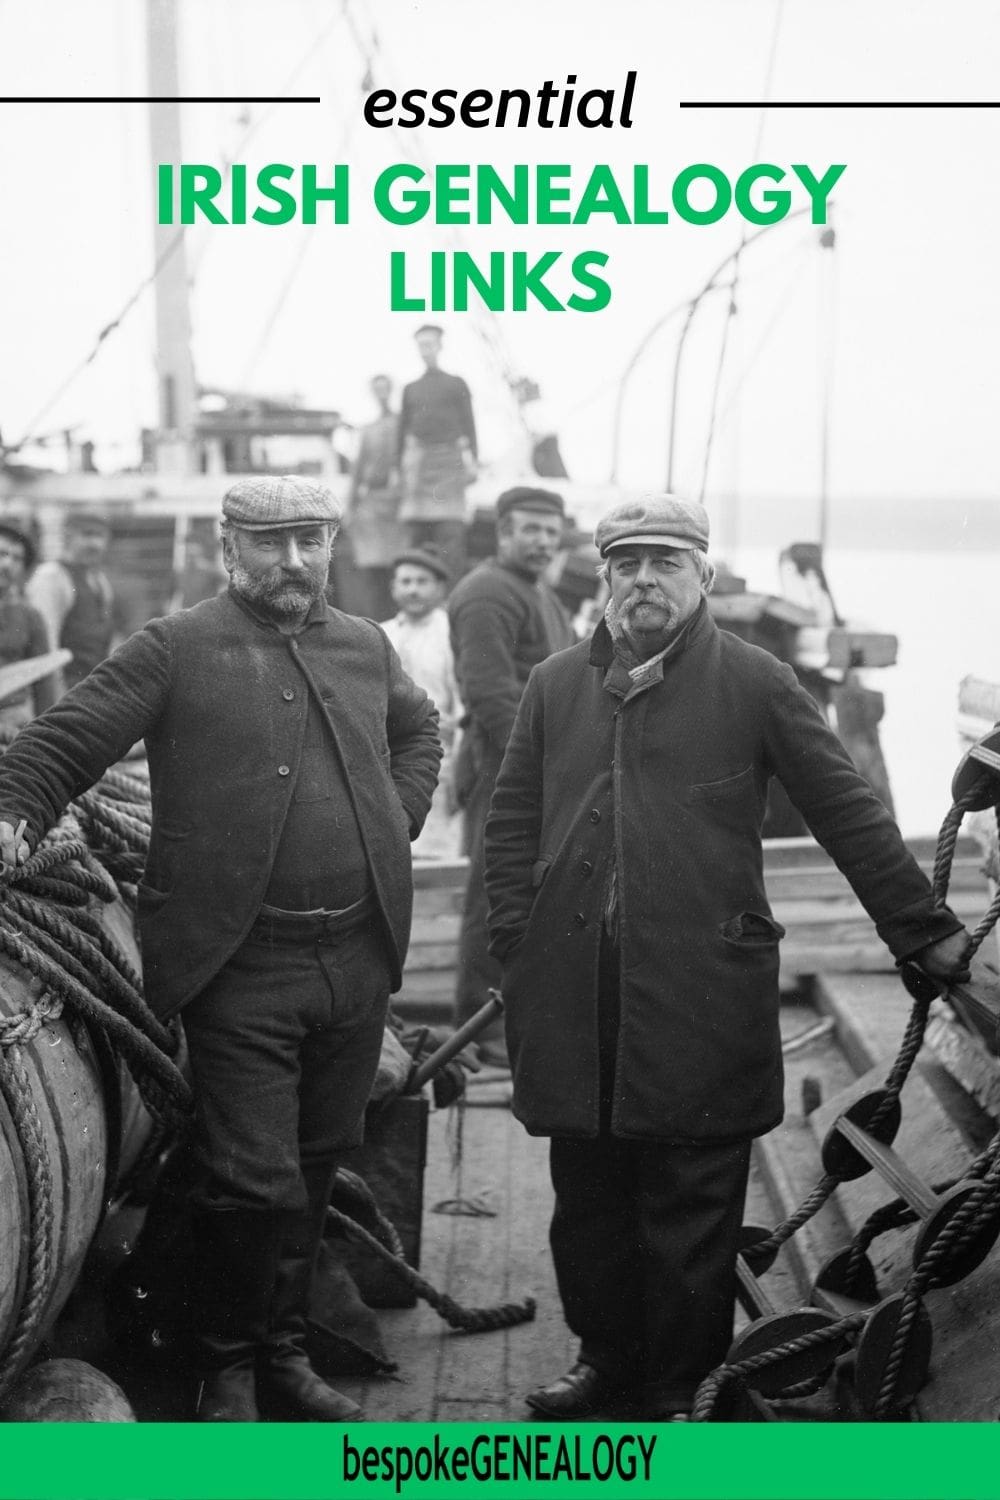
left=2, top=1423, right=1000, bottom=1500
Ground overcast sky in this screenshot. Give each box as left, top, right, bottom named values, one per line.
left=2, top=0, right=999, bottom=519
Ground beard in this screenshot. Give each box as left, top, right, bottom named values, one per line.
left=230, top=563, right=326, bottom=618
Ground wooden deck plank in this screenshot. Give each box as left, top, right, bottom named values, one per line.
left=430, top=1101, right=516, bottom=1416
left=503, top=1118, right=574, bottom=1414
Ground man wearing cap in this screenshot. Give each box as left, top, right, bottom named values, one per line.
left=381, top=545, right=463, bottom=860
left=393, top=324, right=478, bottom=582
left=448, top=486, right=575, bottom=1063
left=0, top=476, right=441, bottom=1423
left=485, top=493, right=971, bottom=1419
left=26, top=510, right=116, bottom=693
left=0, top=522, right=60, bottom=734
left=345, top=373, right=405, bottom=620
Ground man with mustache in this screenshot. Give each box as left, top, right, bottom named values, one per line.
left=484, top=494, right=970, bottom=1420
left=447, top=486, right=575, bottom=1066
left=0, top=475, right=441, bottom=1422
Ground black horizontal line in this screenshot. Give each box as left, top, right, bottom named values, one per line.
left=0, top=95, right=320, bottom=104
left=681, top=99, right=1000, bottom=108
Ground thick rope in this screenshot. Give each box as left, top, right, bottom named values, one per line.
left=0, top=1043, right=56, bottom=1402
left=0, top=762, right=193, bottom=1394
left=690, top=1311, right=866, bottom=1421
left=326, top=1203, right=536, bottom=1333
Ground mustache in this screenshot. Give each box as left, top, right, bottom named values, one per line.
left=621, top=589, right=674, bottom=613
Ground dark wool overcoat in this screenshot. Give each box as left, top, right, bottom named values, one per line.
left=484, top=603, right=962, bottom=1143
left=0, top=590, right=441, bottom=1021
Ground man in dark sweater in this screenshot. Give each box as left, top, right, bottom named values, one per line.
left=394, top=324, right=477, bottom=581
left=448, top=485, right=575, bottom=1063
left=27, top=510, right=116, bottom=692
left=0, top=476, right=441, bottom=1423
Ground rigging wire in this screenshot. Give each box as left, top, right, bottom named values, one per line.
left=696, top=0, right=785, bottom=497
left=342, top=0, right=529, bottom=431
left=698, top=281, right=739, bottom=503
left=711, top=247, right=813, bottom=435
left=816, top=227, right=839, bottom=547
left=8, top=5, right=346, bottom=454
left=237, top=25, right=361, bottom=388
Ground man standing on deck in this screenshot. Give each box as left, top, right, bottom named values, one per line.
left=484, top=493, right=971, bottom=1420
left=0, top=521, right=59, bottom=734
left=449, top=485, right=575, bottom=1066
left=0, top=476, right=441, bottom=1423
left=394, top=324, right=477, bottom=582
left=346, top=373, right=405, bottom=620
left=27, top=510, right=117, bottom=693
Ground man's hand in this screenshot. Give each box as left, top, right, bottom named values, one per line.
left=0, top=818, right=30, bottom=873
left=914, top=929, right=972, bottom=985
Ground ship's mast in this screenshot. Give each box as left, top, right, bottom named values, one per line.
left=146, top=0, right=197, bottom=475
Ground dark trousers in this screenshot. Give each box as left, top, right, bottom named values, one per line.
left=548, top=939, right=752, bottom=1410
left=181, top=916, right=391, bottom=1213
left=453, top=749, right=504, bottom=1045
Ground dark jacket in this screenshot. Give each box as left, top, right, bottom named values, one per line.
left=448, top=558, right=575, bottom=758
left=0, top=590, right=441, bottom=1020
left=485, top=603, right=962, bottom=1143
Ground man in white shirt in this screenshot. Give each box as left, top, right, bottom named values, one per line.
left=382, top=546, right=462, bottom=860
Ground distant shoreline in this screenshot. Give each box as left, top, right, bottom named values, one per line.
left=706, top=496, right=1000, bottom=552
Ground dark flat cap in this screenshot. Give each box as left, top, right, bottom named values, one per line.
left=222, top=475, right=342, bottom=531
left=391, top=544, right=450, bottom=583
left=0, top=522, right=35, bottom=569
left=495, top=486, right=565, bottom=521
left=595, top=494, right=709, bottom=557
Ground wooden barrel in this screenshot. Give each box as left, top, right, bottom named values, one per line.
left=0, top=1357, right=135, bottom=1421
left=0, top=888, right=155, bottom=1382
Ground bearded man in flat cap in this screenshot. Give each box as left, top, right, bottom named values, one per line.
left=0, top=476, right=441, bottom=1423
left=484, top=493, right=970, bottom=1421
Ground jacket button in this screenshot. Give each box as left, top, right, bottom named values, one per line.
left=574, top=912, right=586, bottom=927
left=589, top=809, right=601, bottom=823
left=278, top=765, right=290, bottom=777
left=282, top=688, right=295, bottom=701
left=581, top=861, right=594, bottom=876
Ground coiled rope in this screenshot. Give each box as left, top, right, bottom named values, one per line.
left=328, top=1170, right=536, bottom=1338
left=0, top=752, right=191, bottom=1402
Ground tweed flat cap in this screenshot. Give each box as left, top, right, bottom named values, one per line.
left=222, top=475, right=342, bottom=531
left=594, top=494, right=709, bottom=556
left=391, top=544, right=451, bottom=583
left=495, top=486, right=565, bottom=521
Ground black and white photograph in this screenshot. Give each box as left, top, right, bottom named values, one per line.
left=0, top=0, right=999, bottom=1467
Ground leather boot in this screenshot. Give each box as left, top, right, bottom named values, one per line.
left=190, top=1208, right=283, bottom=1422
left=258, top=1165, right=362, bottom=1422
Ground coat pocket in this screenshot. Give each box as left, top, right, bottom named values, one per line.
left=136, top=882, right=172, bottom=917
left=720, top=910, right=786, bottom=946
left=688, top=764, right=755, bottom=803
